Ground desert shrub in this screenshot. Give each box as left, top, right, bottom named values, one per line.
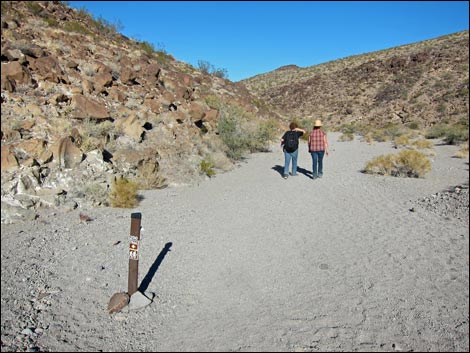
left=299, top=117, right=315, bottom=131
left=109, top=178, right=139, bottom=208
left=425, top=123, right=448, bottom=139
left=155, top=50, right=173, bottom=64
left=453, top=142, right=469, bottom=158
left=362, top=132, right=374, bottom=144
left=92, top=16, right=123, bottom=38
left=197, top=60, right=228, bottom=79
left=135, top=162, right=167, bottom=190
left=26, top=1, right=44, bottom=16
left=395, top=150, right=432, bottom=177
left=218, top=112, right=246, bottom=160
left=254, top=118, right=278, bottom=149
left=43, top=17, right=59, bottom=27
left=212, top=67, right=229, bottom=79
left=340, top=123, right=358, bottom=135
left=75, top=5, right=92, bottom=21
left=200, top=159, right=215, bottom=177
left=63, top=21, right=93, bottom=35
left=138, top=40, right=155, bottom=55
left=442, top=125, right=469, bottom=145
left=197, top=60, right=211, bottom=74
left=364, top=154, right=395, bottom=175
left=370, top=129, right=389, bottom=142
left=364, top=149, right=431, bottom=178
left=80, top=119, right=115, bottom=152
left=425, top=123, right=469, bottom=144
left=393, top=134, right=410, bottom=147
left=217, top=103, right=273, bottom=160
left=83, top=182, right=109, bottom=206
left=204, top=95, right=223, bottom=109
left=406, top=121, right=421, bottom=130
left=412, top=139, right=434, bottom=149
left=1, top=2, right=11, bottom=13
left=383, top=123, right=406, bottom=140
left=357, top=124, right=413, bottom=144
left=375, top=83, right=402, bottom=102
left=338, top=132, right=354, bottom=142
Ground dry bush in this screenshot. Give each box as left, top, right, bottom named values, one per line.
left=135, top=162, right=167, bottom=190
left=109, top=177, right=139, bottom=208
left=339, top=132, right=354, bottom=142
left=364, top=149, right=431, bottom=178
left=393, top=134, right=410, bottom=147
left=362, top=132, right=374, bottom=144
left=84, top=182, right=109, bottom=206
left=454, top=142, right=469, bottom=158
left=79, top=119, right=115, bottom=152
left=217, top=102, right=276, bottom=160
left=200, top=158, right=215, bottom=177
left=425, top=123, right=469, bottom=145
left=412, top=139, right=434, bottom=150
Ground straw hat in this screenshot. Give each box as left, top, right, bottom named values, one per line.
left=314, top=119, right=322, bottom=127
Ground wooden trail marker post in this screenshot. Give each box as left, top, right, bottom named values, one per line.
left=108, top=212, right=152, bottom=314
left=128, top=212, right=142, bottom=296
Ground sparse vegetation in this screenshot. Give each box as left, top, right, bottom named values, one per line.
left=43, top=17, right=59, bottom=27
left=200, top=159, right=215, bottom=177
left=135, top=162, right=167, bottom=190
left=83, top=182, right=109, bottom=206
left=255, top=118, right=279, bottom=145
left=63, top=20, right=93, bottom=35
left=80, top=119, right=115, bottom=152
left=93, top=15, right=123, bottom=38
left=217, top=102, right=276, bottom=160
left=412, top=139, right=434, bottom=150
left=138, top=40, right=155, bottom=55
left=243, top=30, right=468, bottom=133
left=425, top=123, right=469, bottom=145
left=26, top=1, right=44, bottom=16
left=393, top=134, right=410, bottom=148
left=453, top=142, right=469, bottom=158
left=109, top=177, right=139, bottom=208
left=364, top=149, right=432, bottom=178
left=339, top=132, right=354, bottom=142
left=197, top=60, right=229, bottom=79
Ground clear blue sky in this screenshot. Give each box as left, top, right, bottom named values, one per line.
left=68, top=1, right=469, bottom=82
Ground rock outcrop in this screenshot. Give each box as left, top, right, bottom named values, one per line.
left=1, top=1, right=277, bottom=223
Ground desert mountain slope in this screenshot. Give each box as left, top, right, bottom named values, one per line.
left=242, top=30, right=469, bottom=128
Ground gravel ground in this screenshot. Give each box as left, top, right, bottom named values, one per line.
left=1, top=133, right=468, bottom=352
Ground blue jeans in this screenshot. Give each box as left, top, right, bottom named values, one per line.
left=284, top=149, right=299, bottom=176
left=310, top=150, right=325, bottom=177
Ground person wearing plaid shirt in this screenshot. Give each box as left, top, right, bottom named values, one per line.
left=308, top=119, right=329, bottom=179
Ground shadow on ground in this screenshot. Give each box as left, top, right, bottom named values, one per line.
left=272, top=165, right=313, bottom=179
left=139, top=242, right=173, bottom=293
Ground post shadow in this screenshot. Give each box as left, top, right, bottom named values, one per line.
left=138, top=242, right=172, bottom=293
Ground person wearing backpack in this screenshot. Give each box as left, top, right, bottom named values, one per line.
left=280, top=122, right=306, bottom=179
left=308, top=119, right=329, bottom=179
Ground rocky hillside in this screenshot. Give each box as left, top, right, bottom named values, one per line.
left=242, top=30, right=469, bottom=129
left=1, top=1, right=278, bottom=223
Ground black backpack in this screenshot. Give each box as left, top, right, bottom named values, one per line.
left=284, top=131, right=298, bottom=152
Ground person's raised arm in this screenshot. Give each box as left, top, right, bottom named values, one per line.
left=324, top=134, right=329, bottom=156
